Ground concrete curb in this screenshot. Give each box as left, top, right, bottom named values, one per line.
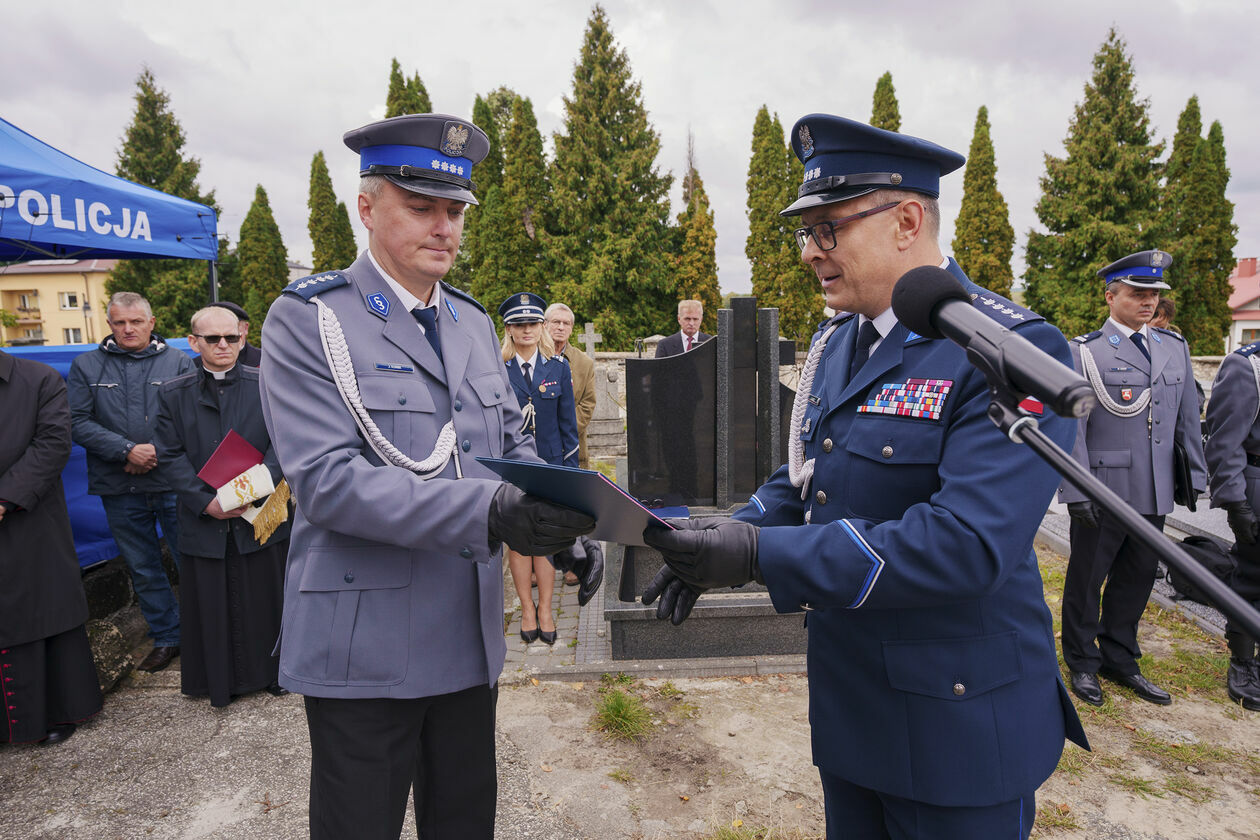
left=505, top=653, right=808, bottom=684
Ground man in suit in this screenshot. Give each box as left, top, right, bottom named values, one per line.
left=1059, top=250, right=1206, bottom=707
left=545, top=302, right=596, bottom=469
left=259, top=113, right=592, bottom=840
left=643, top=114, right=1087, bottom=839
left=654, top=299, right=711, bottom=358
left=1199, top=342, right=1260, bottom=710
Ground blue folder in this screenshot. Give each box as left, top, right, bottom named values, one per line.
left=475, top=457, right=678, bottom=547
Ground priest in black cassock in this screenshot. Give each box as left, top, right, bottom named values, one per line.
left=154, top=306, right=289, bottom=707
left=0, top=348, right=103, bottom=745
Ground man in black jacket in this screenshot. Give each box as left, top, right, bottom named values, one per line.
left=155, top=306, right=290, bottom=706
left=68, top=291, right=195, bottom=673
left=0, top=349, right=103, bottom=744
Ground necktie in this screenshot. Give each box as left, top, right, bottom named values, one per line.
left=685, top=336, right=693, bottom=352
left=848, top=320, right=880, bottom=382
left=411, top=307, right=442, bottom=363
left=521, top=361, right=532, bottom=390
left=1130, top=332, right=1150, bottom=363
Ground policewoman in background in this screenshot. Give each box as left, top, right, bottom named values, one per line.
left=498, top=293, right=579, bottom=645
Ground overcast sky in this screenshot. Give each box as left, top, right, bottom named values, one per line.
left=6, top=0, right=1257, bottom=297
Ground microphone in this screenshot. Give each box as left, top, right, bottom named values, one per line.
left=891, top=266, right=1095, bottom=419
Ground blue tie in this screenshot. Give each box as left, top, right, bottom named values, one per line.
left=411, top=307, right=442, bottom=363
left=1130, top=332, right=1150, bottom=363
left=521, top=361, right=532, bottom=391
left=849, top=320, right=880, bottom=382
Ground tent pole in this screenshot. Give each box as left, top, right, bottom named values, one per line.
left=208, top=260, right=219, bottom=302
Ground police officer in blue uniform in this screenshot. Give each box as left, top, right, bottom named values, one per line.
left=643, top=114, right=1087, bottom=839
left=498, top=293, right=580, bottom=468
left=259, top=114, right=593, bottom=840
left=1058, top=251, right=1206, bottom=708
left=1203, top=342, right=1260, bottom=710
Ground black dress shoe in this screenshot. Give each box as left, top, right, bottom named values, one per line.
left=1069, top=671, right=1104, bottom=706
left=265, top=683, right=290, bottom=697
left=1227, top=658, right=1260, bottom=711
left=538, top=629, right=557, bottom=646
left=41, top=723, right=77, bottom=745
left=136, top=645, right=179, bottom=673
left=1100, top=667, right=1172, bottom=705
left=520, top=627, right=540, bottom=644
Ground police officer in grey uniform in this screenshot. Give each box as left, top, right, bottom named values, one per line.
left=1203, top=343, right=1260, bottom=710
left=1059, top=250, right=1206, bottom=707
left=259, top=114, right=594, bottom=840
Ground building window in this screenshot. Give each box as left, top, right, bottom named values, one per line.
left=63, top=327, right=83, bottom=344
left=18, top=293, right=35, bottom=310
left=1243, top=329, right=1260, bottom=345
left=23, top=328, right=40, bottom=338
left=59, top=291, right=80, bottom=310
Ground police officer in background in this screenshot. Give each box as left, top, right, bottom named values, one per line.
left=643, top=114, right=1086, bottom=839
left=1203, top=343, right=1260, bottom=710
left=1059, top=251, right=1206, bottom=707
left=259, top=114, right=593, bottom=840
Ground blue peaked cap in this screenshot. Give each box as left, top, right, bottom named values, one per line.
left=1098, top=250, right=1173, bottom=289
left=344, top=113, right=489, bottom=206
left=781, top=114, right=965, bottom=216
left=498, top=292, right=547, bottom=324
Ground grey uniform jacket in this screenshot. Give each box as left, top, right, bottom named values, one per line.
left=1058, top=321, right=1206, bottom=515
left=1205, top=344, right=1260, bottom=508
left=259, top=253, right=539, bottom=699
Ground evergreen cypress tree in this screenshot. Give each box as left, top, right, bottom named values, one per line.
left=952, top=106, right=1014, bottom=297
left=307, top=151, right=358, bottom=272
left=407, top=72, right=432, bottom=113
left=473, top=97, right=551, bottom=317
left=1023, top=28, right=1162, bottom=339
left=546, top=5, right=674, bottom=349
left=746, top=107, right=820, bottom=348
left=674, top=134, right=721, bottom=334
left=237, top=185, right=289, bottom=345
left=871, top=72, right=901, bottom=132
left=108, top=66, right=219, bottom=337
left=384, top=60, right=431, bottom=117
left=451, top=92, right=513, bottom=293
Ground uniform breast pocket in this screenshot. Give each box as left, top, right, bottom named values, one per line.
left=358, top=373, right=436, bottom=453
left=469, top=372, right=510, bottom=456
left=1102, top=370, right=1143, bottom=404
left=884, top=632, right=1022, bottom=701
left=843, top=418, right=944, bottom=521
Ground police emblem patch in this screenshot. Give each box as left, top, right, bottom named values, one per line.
left=1151, top=251, right=1167, bottom=268
left=799, top=125, right=814, bottom=159
left=1121, top=388, right=1133, bottom=402
left=520, top=294, right=529, bottom=304
left=441, top=122, right=470, bottom=157
left=366, top=292, right=391, bottom=317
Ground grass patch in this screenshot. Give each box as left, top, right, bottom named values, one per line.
left=567, top=638, right=578, bottom=649
left=1139, top=648, right=1229, bottom=699
left=1131, top=729, right=1234, bottom=769
left=1163, top=774, right=1216, bottom=802
left=1034, top=800, right=1079, bottom=831
left=607, top=767, right=635, bottom=784
left=594, top=688, right=652, bottom=740
left=591, top=460, right=617, bottom=481
left=656, top=680, right=684, bottom=699
left=599, top=671, right=635, bottom=692
left=696, top=826, right=820, bottom=840
left=1108, top=773, right=1164, bottom=798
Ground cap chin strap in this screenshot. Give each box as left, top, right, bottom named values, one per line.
left=314, top=297, right=460, bottom=478
left=788, top=320, right=843, bottom=507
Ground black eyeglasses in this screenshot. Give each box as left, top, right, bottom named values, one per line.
left=193, top=334, right=241, bottom=345
left=793, top=202, right=901, bottom=252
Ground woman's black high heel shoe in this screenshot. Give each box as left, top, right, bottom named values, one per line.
left=520, top=627, right=540, bottom=643
left=539, top=629, right=557, bottom=646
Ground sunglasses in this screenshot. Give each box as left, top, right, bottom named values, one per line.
left=193, top=334, right=241, bottom=345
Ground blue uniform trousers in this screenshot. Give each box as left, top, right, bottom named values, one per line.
left=100, top=492, right=182, bottom=646
left=821, top=770, right=1034, bottom=840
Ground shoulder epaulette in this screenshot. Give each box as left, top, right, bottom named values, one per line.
left=440, top=281, right=488, bottom=315
left=282, top=271, right=349, bottom=300
left=1153, top=326, right=1185, bottom=342
left=1236, top=342, right=1260, bottom=358
left=970, top=291, right=1043, bottom=329
left=1072, top=330, right=1104, bottom=344
left=552, top=353, right=569, bottom=364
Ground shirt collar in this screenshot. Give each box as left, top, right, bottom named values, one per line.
left=515, top=350, right=540, bottom=370
left=367, top=249, right=442, bottom=313
left=1107, top=317, right=1148, bottom=340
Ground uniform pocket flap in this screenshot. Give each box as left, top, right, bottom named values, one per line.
left=846, top=420, right=945, bottom=464
left=299, top=547, right=413, bottom=591
left=884, top=632, right=1021, bottom=700
left=1091, top=449, right=1131, bottom=468
left=470, top=372, right=509, bottom=407
left=358, top=374, right=436, bottom=413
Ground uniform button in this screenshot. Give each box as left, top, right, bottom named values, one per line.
left=343, top=571, right=354, bottom=583
left=460, top=547, right=473, bottom=559
left=462, top=440, right=471, bottom=452
left=454, top=400, right=463, bottom=412
left=822, top=438, right=833, bottom=453
left=953, top=683, right=966, bottom=696
left=881, top=445, right=894, bottom=459
left=815, top=490, right=827, bottom=505
left=494, top=391, right=501, bottom=399
left=398, top=394, right=407, bottom=405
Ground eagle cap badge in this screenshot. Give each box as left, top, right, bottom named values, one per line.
left=799, top=125, right=814, bottom=159
left=520, top=294, right=529, bottom=305
left=441, top=122, right=471, bottom=157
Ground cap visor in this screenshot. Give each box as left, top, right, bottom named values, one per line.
left=779, top=186, right=879, bottom=217
left=1113, top=277, right=1172, bottom=291
left=385, top=174, right=478, bottom=206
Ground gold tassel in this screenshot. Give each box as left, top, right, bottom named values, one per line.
left=252, top=479, right=291, bottom=544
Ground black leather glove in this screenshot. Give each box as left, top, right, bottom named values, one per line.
left=1067, top=501, right=1099, bottom=529
left=642, top=519, right=760, bottom=591
left=487, top=483, right=595, bottom=556
left=642, top=565, right=702, bottom=626
left=1225, top=500, right=1260, bottom=546
left=549, top=537, right=585, bottom=574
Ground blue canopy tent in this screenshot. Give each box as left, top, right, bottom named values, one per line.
left=1, top=116, right=216, bottom=568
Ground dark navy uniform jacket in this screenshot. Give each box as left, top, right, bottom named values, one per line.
left=733, top=259, right=1088, bottom=807
left=1206, top=343, right=1260, bottom=508
left=506, top=354, right=579, bottom=467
